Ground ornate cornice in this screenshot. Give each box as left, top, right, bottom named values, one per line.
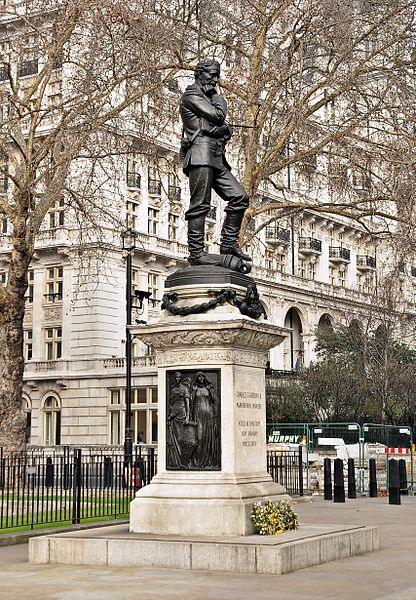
left=130, top=318, right=288, bottom=352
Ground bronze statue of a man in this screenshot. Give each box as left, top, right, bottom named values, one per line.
left=180, top=59, right=251, bottom=266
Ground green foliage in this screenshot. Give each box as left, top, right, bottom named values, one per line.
left=251, top=500, right=299, bottom=536
left=266, top=324, right=416, bottom=428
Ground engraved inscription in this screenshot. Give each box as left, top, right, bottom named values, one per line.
left=236, top=391, right=263, bottom=448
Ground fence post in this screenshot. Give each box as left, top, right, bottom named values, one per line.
left=358, top=425, right=365, bottom=494
left=369, top=458, right=378, bottom=498
left=0, top=448, right=3, bottom=489
left=347, top=458, right=356, bottom=499
left=298, top=446, right=304, bottom=497
left=388, top=459, right=401, bottom=505
left=324, top=458, right=332, bottom=500
left=333, top=458, right=345, bottom=503
left=148, top=447, right=155, bottom=482
left=72, top=449, right=82, bottom=524
left=399, top=459, right=408, bottom=496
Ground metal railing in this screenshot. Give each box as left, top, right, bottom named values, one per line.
left=0, top=446, right=156, bottom=531
left=299, top=237, right=322, bottom=252
left=267, top=448, right=303, bottom=496
left=329, top=247, right=351, bottom=261
left=265, top=226, right=290, bottom=243
left=267, top=422, right=414, bottom=495
left=357, top=255, right=376, bottom=269
left=0, top=446, right=302, bottom=530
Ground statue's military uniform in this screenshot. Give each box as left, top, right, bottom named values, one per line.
left=179, top=83, right=249, bottom=260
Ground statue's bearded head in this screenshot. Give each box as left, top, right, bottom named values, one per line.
left=194, top=59, right=221, bottom=97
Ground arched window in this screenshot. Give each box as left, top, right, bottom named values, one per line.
left=42, top=394, right=61, bottom=447
left=283, top=308, right=303, bottom=371
left=22, top=396, right=31, bottom=445
left=318, top=313, right=333, bottom=332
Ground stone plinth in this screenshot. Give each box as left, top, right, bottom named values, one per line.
left=29, top=522, right=381, bottom=573
left=129, top=266, right=290, bottom=537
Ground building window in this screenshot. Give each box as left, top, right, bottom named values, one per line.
left=168, top=172, right=181, bottom=204
left=45, top=327, right=62, bottom=360
left=45, top=266, right=63, bottom=302
left=148, top=272, right=159, bottom=303
left=109, top=389, right=122, bottom=444
left=127, top=154, right=141, bottom=188
left=23, top=396, right=32, bottom=444
left=338, top=268, right=346, bottom=288
left=299, top=259, right=306, bottom=278
left=17, top=58, right=38, bottom=77
left=42, top=395, right=61, bottom=447
left=0, top=165, right=8, bottom=193
left=1, top=217, right=7, bottom=233
left=168, top=213, right=178, bottom=240
left=148, top=166, right=162, bottom=196
left=148, top=207, right=159, bottom=235
left=308, top=261, right=316, bottom=280
left=25, top=269, right=34, bottom=303
left=48, top=197, right=65, bottom=229
left=48, top=81, right=62, bottom=108
left=24, top=329, right=33, bottom=360
left=108, top=387, right=158, bottom=445
left=0, top=271, right=7, bottom=286
left=0, top=63, right=8, bottom=81
left=127, top=197, right=140, bottom=229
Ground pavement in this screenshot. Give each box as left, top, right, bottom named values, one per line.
left=1, top=496, right=416, bottom=600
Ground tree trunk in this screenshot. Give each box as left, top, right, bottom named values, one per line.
left=0, top=201, right=32, bottom=452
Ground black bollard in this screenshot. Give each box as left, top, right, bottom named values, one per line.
left=369, top=458, right=378, bottom=498
left=399, top=459, right=408, bottom=496
left=45, top=456, right=54, bottom=488
left=333, top=458, right=345, bottom=503
left=324, top=458, right=332, bottom=500
left=388, top=459, right=401, bottom=505
left=103, top=456, right=113, bottom=489
left=347, top=458, right=357, bottom=499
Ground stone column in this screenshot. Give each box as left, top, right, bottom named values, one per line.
left=129, top=269, right=290, bottom=536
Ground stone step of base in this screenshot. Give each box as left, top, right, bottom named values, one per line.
left=29, top=522, right=380, bottom=575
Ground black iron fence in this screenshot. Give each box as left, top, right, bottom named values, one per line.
left=267, top=449, right=303, bottom=497
left=0, top=446, right=302, bottom=531
left=0, top=446, right=156, bottom=531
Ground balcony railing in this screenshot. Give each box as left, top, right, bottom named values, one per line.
left=266, top=226, right=290, bottom=244
left=329, top=247, right=351, bottom=262
left=35, top=361, right=58, bottom=372
left=299, top=237, right=322, bottom=253
left=103, top=356, right=156, bottom=369
left=127, top=172, right=141, bottom=189
left=43, top=292, right=63, bottom=302
left=148, top=179, right=162, bottom=196
left=357, top=255, right=376, bottom=269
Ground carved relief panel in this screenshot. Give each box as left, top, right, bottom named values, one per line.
left=166, top=369, right=221, bottom=471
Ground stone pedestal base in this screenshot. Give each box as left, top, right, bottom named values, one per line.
left=130, top=475, right=289, bottom=536
left=129, top=266, right=291, bottom=537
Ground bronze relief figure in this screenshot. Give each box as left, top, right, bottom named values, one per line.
left=166, top=369, right=221, bottom=470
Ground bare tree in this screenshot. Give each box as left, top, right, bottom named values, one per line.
left=0, top=0, right=186, bottom=450
left=165, top=0, right=416, bottom=242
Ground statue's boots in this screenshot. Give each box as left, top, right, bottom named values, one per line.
left=219, top=211, right=252, bottom=261
left=187, top=215, right=207, bottom=265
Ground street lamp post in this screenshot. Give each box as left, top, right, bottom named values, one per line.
left=121, top=227, right=151, bottom=468
left=122, top=227, right=137, bottom=467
